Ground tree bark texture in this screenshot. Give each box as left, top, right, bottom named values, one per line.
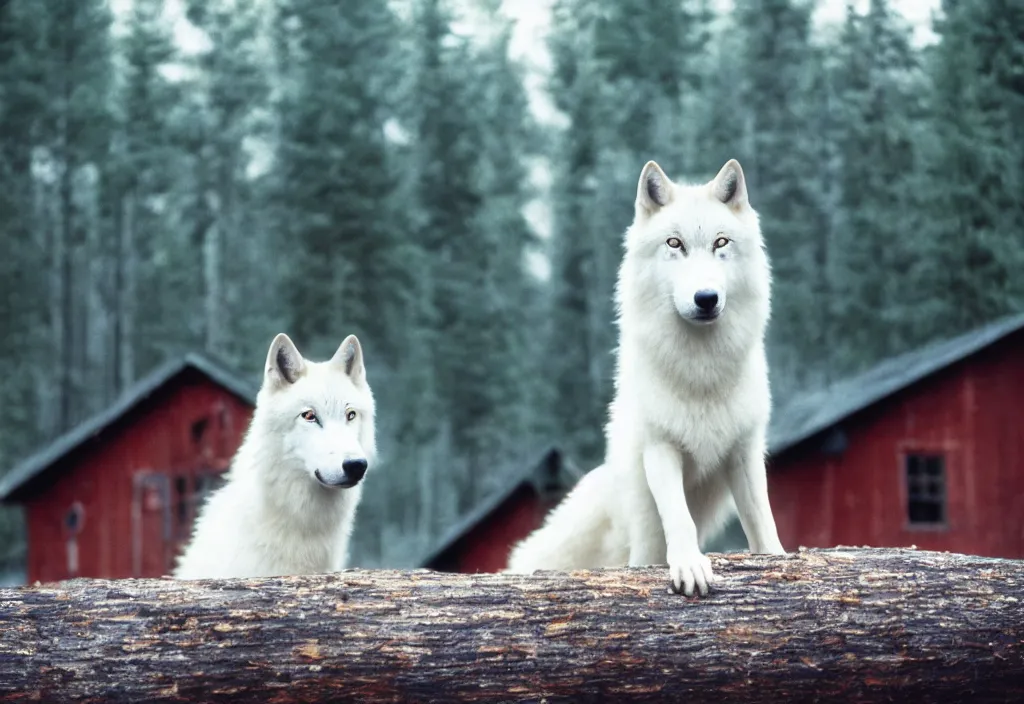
left=1, top=548, right=1022, bottom=703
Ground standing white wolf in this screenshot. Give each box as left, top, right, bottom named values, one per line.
left=507, top=159, right=786, bottom=595
left=174, top=332, right=376, bottom=579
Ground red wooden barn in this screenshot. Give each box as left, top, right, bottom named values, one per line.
left=0, top=354, right=256, bottom=583
left=419, top=448, right=581, bottom=573
left=767, top=312, right=1024, bottom=559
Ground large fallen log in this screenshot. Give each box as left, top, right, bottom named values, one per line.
left=1, top=547, right=1022, bottom=703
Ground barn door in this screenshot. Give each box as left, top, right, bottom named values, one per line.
left=131, top=472, right=172, bottom=577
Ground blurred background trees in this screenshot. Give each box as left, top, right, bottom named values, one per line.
left=0, top=0, right=1020, bottom=568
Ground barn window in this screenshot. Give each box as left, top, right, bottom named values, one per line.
left=191, top=417, right=209, bottom=444
left=64, top=502, right=85, bottom=535
left=905, top=453, right=946, bottom=526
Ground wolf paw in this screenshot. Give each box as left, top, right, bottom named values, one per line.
left=751, top=538, right=787, bottom=555
left=666, top=548, right=715, bottom=597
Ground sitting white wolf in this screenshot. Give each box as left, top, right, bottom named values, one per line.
left=508, top=159, right=786, bottom=595
left=174, top=332, right=376, bottom=579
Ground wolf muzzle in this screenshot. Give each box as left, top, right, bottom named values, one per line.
left=314, top=458, right=368, bottom=489
left=692, top=288, right=722, bottom=322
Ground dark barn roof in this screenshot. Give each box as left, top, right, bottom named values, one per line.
left=768, top=312, right=1024, bottom=458
left=419, top=447, right=581, bottom=569
left=0, top=353, right=257, bottom=503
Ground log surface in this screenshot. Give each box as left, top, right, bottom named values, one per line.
left=1, top=547, right=1022, bottom=703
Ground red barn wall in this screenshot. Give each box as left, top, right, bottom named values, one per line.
left=768, top=332, right=1024, bottom=559
left=23, top=371, right=252, bottom=583
left=445, top=487, right=558, bottom=574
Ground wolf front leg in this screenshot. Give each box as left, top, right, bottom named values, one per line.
left=623, top=458, right=667, bottom=567
left=642, top=443, right=715, bottom=596
left=727, top=433, right=786, bottom=555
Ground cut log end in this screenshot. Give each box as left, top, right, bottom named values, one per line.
left=2, top=547, right=1023, bottom=703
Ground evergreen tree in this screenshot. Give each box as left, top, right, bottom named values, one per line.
left=408, top=0, right=488, bottom=508
left=730, top=0, right=830, bottom=397
left=272, top=0, right=409, bottom=361
left=907, top=0, right=1024, bottom=343
left=594, top=0, right=712, bottom=171
left=35, top=0, right=116, bottom=431
left=456, top=20, right=544, bottom=484
left=179, top=0, right=271, bottom=363
left=0, top=0, right=51, bottom=463
left=829, top=0, right=923, bottom=372
left=109, top=0, right=180, bottom=389
left=544, top=0, right=616, bottom=467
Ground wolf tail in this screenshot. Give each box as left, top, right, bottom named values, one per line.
left=504, top=464, right=623, bottom=573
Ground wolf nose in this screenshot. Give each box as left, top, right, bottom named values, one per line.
left=694, top=289, right=719, bottom=312
left=343, top=458, right=368, bottom=483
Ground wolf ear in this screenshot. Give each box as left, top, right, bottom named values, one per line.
left=331, top=334, right=366, bottom=385
left=265, top=333, right=305, bottom=388
left=711, top=159, right=749, bottom=209
left=636, top=160, right=673, bottom=216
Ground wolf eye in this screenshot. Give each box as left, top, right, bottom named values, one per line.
left=666, top=237, right=684, bottom=250
left=300, top=410, right=318, bottom=423
left=713, top=236, right=730, bottom=250
left=346, top=409, right=357, bottom=422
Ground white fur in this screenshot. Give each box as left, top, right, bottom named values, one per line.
left=174, top=333, right=377, bottom=580
left=507, top=159, right=786, bottom=595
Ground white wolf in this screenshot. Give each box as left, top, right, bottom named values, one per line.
left=507, top=159, right=786, bottom=595
left=174, top=332, right=377, bottom=579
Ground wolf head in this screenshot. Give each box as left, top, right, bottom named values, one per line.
left=253, top=332, right=377, bottom=490
left=625, top=158, right=769, bottom=327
